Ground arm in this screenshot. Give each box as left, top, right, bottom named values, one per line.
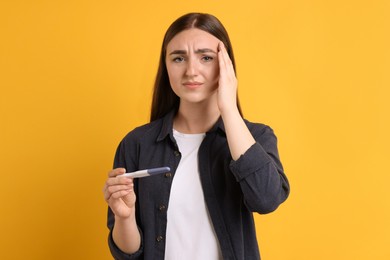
left=105, top=168, right=141, bottom=253
left=229, top=125, right=290, bottom=213
left=217, top=42, right=255, bottom=160
left=104, top=141, right=143, bottom=259
left=217, top=42, right=289, bottom=213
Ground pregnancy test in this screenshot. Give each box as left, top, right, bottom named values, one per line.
left=118, top=167, right=171, bottom=178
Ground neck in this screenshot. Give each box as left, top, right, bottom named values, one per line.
left=174, top=100, right=220, bottom=134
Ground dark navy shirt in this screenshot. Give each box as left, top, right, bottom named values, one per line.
left=107, top=111, right=290, bottom=260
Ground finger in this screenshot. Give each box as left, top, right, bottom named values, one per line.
left=104, top=175, right=132, bottom=202
left=218, top=46, right=227, bottom=81
left=219, top=42, right=229, bottom=63
left=105, top=176, right=133, bottom=190
left=107, top=183, right=134, bottom=195
left=220, top=43, right=235, bottom=75
left=218, top=42, right=235, bottom=76
left=218, top=42, right=227, bottom=68
left=104, top=191, right=112, bottom=202
left=108, top=168, right=126, bottom=178
left=103, top=184, right=112, bottom=201
left=104, top=182, right=133, bottom=202
left=103, top=169, right=131, bottom=202
left=109, top=189, right=133, bottom=200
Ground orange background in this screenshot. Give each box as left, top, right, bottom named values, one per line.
left=1, top=0, right=389, bottom=259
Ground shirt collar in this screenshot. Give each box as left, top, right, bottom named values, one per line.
left=156, top=110, right=226, bottom=142
left=156, top=110, right=176, bottom=142
left=207, top=116, right=226, bottom=134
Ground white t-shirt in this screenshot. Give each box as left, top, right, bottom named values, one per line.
left=165, top=129, right=222, bottom=260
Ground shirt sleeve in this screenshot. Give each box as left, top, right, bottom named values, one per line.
left=229, top=125, right=290, bottom=214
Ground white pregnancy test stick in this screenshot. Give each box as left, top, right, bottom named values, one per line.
left=118, top=167, right=171, bottom=178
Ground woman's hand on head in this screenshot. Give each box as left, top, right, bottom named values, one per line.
left=217, top=41, right=238, bottom=116
left=103, top=168, right=136, bottom=219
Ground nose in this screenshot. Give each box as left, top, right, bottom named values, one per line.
left=185, top=58, right=198, bottom=76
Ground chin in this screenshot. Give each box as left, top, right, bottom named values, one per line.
left=182, top=95, right=216, bottom=105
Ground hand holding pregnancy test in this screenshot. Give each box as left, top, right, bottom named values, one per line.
left=117, top=167, right=171, bottom=178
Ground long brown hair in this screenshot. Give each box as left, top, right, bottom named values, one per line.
left=150, top=13, right=242, bottom=122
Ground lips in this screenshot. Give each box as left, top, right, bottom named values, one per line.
left=183, top=81, right=203, bottom=89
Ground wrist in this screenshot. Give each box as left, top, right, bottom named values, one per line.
left=114, top=208, right=136, bottom=222
left=220, top=106, right=241, bottom=120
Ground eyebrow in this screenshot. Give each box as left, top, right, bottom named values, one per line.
left=169, top=48, right=217, bottom=55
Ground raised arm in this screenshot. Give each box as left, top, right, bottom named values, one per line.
left=217, top=42, right=289, bottom=213
left=217, top=41, right=255, bottom=160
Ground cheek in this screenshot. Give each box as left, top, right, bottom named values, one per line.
left=166, top=63, right=181, bottom=79
left=166, top=65, right=181, bottom=93
left=166, top=65, right=176, bottom=82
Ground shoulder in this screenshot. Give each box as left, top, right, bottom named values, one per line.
left=243, top=119, right=274, bottom=136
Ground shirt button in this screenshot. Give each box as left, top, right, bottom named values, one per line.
left=159, top=205, right=166, bottom=211
left=174, top=150, right=180, bottom=157
left=156, top=235, right=163, bottom=242
left=164, top=172, right=172, bottom=178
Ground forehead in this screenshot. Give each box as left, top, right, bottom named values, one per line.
left=166, top=28, right=220, bottom=51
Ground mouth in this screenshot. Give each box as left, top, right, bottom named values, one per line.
left=183, top=81, right=203, bottom=89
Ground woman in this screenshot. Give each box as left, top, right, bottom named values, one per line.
left=103, top=13, right=290, bottom=260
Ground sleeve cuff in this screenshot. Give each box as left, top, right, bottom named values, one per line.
left=108, top=228, right=143, bottom=260
left=230, top=142, right=272, bottom=182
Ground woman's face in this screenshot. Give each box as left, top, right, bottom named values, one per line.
left=166, top=28, right=220, bottom=105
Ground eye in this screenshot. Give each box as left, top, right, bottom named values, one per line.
left=202, top=56, right=213, bottom=62
left=172, top=57, right=184, bottom=63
